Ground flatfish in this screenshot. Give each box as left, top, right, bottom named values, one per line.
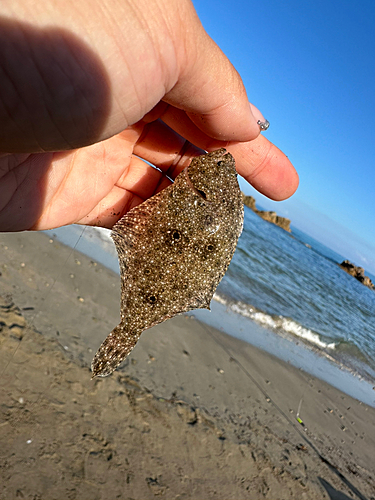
left=91, top=148, right=244, bottom=377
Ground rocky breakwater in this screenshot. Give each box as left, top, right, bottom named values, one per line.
left=339, top=260, right=374, bottom=290
left=242, top=194, right=291, bottom=232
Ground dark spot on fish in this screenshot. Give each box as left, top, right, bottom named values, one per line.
left=164, top=229, right=190, bottom=249
left=148, top=295, right=157, bottom=304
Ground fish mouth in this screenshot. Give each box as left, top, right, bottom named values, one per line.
left=184, top=167, right=211, bottom=202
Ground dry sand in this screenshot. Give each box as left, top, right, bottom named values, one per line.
left=0, top=230, right=374, bottom=500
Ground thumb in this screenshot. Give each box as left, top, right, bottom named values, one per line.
left=164, top=28, right=260, bottom=143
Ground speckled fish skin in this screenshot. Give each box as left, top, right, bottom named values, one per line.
left=91, top=148, right=244, bottom=377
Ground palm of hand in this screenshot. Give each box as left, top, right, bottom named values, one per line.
left=0, top=129, right=148, bottom=231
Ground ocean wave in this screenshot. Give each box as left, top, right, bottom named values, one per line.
left=213, top=293, right=336, bottom=350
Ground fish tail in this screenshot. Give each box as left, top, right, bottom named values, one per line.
left=91, top=325, right=140, bottom=378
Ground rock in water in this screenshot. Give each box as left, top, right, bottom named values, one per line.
left=91, top=149, right=244, bottom=377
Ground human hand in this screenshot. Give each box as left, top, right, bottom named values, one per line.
left=0, top=0, right=298, bottom=231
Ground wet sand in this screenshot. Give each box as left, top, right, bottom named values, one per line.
left=1, top=231, right=374, bottom=499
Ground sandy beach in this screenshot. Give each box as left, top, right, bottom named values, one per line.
left=1, top=230, right=374, bottom=499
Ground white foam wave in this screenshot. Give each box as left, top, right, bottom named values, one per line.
left=90, top=226, right=113, bottom=244
left=253, top=312, right=277, bottom=329
left=213, top=294, right=336, bottom=350
left=212, top=293, right=228, bottom=306
left=280, top=318, right=336, bottom=349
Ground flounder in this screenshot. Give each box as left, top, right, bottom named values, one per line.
left=91, top=148, right=244, bottom=377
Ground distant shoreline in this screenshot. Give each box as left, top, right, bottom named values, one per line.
left=243, top=193, right=374, bottom=290
left=339, top=259, right=374, bottom=290
left=242, top=193, right=291, bottom=231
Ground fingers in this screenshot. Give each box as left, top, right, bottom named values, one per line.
left=132, top=115, right=298, bottom=201
left=131, top=119, right=203, bottom=177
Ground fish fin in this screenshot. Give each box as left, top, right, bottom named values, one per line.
left=196, top=293, right=213, bottom=311
left=111, top=193, right=166, bottom=254
left=91, top=325, right=140, bottom=378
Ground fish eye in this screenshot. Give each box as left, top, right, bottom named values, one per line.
left=172, top=231, right=181, bottom=240
left=148, top=295, right=157, bottom=304
left=204, top=215, right=213, bottom=226
left=206, top=244, right=215, bottom=252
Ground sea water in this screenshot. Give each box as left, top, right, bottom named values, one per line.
left=214, top=206, right=375, bottom=383
left=45, top=205, right=375, bottom=404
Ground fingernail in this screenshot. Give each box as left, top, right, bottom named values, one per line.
left=249, top=103, right=269, bottom=132
left=249, top=102, right=265, bottom=122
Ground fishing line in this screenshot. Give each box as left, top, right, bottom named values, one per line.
left=2, top=240, right=364, bottom=498
left=1, top=226, right=87, bottom=429
left=2, top=157, right=167, bottom=432
left=199, top=320, right=298, bottom=429
left=199, top=320, right=364, bottom=498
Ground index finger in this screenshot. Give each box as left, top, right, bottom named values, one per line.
left=225, top=136, right=299, bottom=201
left=150, top=107, right=299, bottom=201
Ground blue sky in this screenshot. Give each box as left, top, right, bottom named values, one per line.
left=193, top=0, right=375, bottom=273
